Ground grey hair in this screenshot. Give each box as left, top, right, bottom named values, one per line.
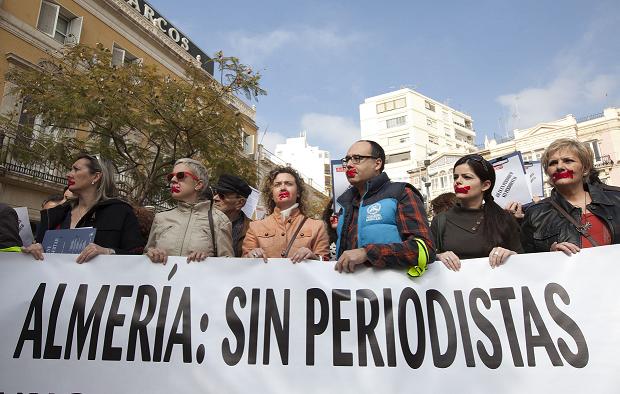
left=75, top=154, right=117, bottom=203
left=174, top=158, right=209, bottom=200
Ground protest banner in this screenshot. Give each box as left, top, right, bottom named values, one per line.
left=1, top=246, right=619, bottom=393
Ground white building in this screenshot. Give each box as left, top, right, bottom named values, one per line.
left=360, top=88, right=476, bottom=182
left=274, top=132, right=331, bottom=195
left=411, top=107, right=620, bottom=204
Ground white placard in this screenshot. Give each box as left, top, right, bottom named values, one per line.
left=330, top=159, right=351, bottom=213
left=241, top=186, right=260, bottom=219
left=13, top=206, right=34, bottom=247
left=524, top=161, right=544, bottom=198
left=489, top=152, right=533, bottom=207
left=2, top=247, right=620, bottom=393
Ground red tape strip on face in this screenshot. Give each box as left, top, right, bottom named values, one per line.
left=552, top=170, right=574, bottom=181
left=170, top=184, right=181, bottom=194
left=278, top=191, right=290, bottom=200
left=454, top=185, right=471, bottom=194
left=346, top=169, right=357, bottom=178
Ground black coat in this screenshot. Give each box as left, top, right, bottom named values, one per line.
left=36, top=198, right=144, bottom=254
left=521, top=182, right=620, bottom=253
left=0, top=203, right=23, bottom=249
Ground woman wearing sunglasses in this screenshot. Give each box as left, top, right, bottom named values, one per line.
left=242, top=166, right=330, bottom=262
left=145, top=158, right=234, bottom=264
left=431, top=154, right=523, bottom=271
left=22, top=154, right=144, bottom=262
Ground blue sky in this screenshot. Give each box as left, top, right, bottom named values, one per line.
left=149, top=0, right=620, bottom=159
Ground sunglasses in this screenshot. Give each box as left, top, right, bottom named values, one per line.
left=166, top=171, right=200, bottom=183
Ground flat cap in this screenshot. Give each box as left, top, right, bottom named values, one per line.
left=215, top=174, right=252, bottom=198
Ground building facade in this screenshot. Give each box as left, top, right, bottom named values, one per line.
left=360, top=88, right=476, bottom=183
left=410, top=107, right=620, bottom=205
left=0, top=0, right=258, bottom=221
left=274, top=131, right=331, bottom=195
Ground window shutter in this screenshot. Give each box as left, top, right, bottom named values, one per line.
left=112, top=46, right=125, bottom=66
left=36, top=0, right=60, bottom=38
left=66, top=16, right=83, bottom=45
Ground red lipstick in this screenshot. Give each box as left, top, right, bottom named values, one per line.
left=278, top=191, right=290, bottom=200
left=170, top=184, right=181, bottom=193
left=454, top=185, right=471, bottom=194
left=552, top=170, right=574, bottom=181
left=346, top=169, right=357, bottom=178
left=68, top=179, right=75, bottom=186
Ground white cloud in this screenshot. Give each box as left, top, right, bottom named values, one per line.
left=300, top=113, right=360, bottom=158
left=258, top=129, right=288, bottom=154
left=226, top=27, right=364, bottom=66
left=497, top=68, right=618, bottom=131
left=496, top=15, right=620, bottom=132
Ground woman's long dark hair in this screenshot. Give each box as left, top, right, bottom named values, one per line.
left=454, top=154, right=515, bottom=247
left=321, top=198, right=338, bottom=244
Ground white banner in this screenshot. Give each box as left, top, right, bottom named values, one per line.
left=1, top=246, right=619, bottom=393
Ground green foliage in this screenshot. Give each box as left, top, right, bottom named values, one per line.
left=1, top=43, right=266, bottom=206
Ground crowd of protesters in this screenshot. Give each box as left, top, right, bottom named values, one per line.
left=2, top=137, right=619, bottom=275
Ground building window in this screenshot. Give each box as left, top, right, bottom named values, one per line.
left=429, top=136, right=439, bottom=146
left=112, top=43, right=141, bottom=66
left=426, top=117, right=437, bottom=129
left=376, top=97, right=406, bottom=114
left=37, top=1, right=83, bottom=45
left=424, top=100, right=436, bottom=112
left=388, top=134, right=409, bottom=145
left=585, top=140, right=602, bottom=161
left=386, top=151, right=411, bottom=164
left=242, top=131, right=254, bottom=154
left=386, top=115, right=406, bottom=128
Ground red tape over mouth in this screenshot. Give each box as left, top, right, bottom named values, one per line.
left=170, top=184, right=181, bottom=193
left=454, top=185, right=471, bottom=194
left=278, top=191, right=290, bottom=200
left=346, top=169, right=357, bottom=178
left=552, top=170, right=574, bottom=181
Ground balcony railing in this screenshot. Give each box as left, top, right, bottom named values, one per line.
left=594, top=154, right=614, bottom=169
left=0, top=134, right=67, bottom=185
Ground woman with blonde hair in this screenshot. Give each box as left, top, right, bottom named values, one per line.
left=145, top=158, right=233, bottom=264
left=521, top=138, right=620, bottom=254
left=22, top=154, right=144, bottom=262
left=243, top=166, right=330, bottom=262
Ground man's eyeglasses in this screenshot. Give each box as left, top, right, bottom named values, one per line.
left=166, top=171, right=200, bottom=182
left=341, top=155, right=378, bottom=165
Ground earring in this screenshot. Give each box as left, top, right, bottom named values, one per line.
left=91, top=180, right=95, bottom=185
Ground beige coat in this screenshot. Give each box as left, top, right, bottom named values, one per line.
left=242, top=207, right=330, bottom=259
left=146, top=200, right=234, bottom=257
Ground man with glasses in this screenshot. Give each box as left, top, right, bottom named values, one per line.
left=214, top=174, right=252, bottom=257
left=334, top=140, right=434, bottom=276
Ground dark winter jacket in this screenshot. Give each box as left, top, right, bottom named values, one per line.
left=521, top=182, right=620, bottom=252
left=36, top=198, right=144, bottom=254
